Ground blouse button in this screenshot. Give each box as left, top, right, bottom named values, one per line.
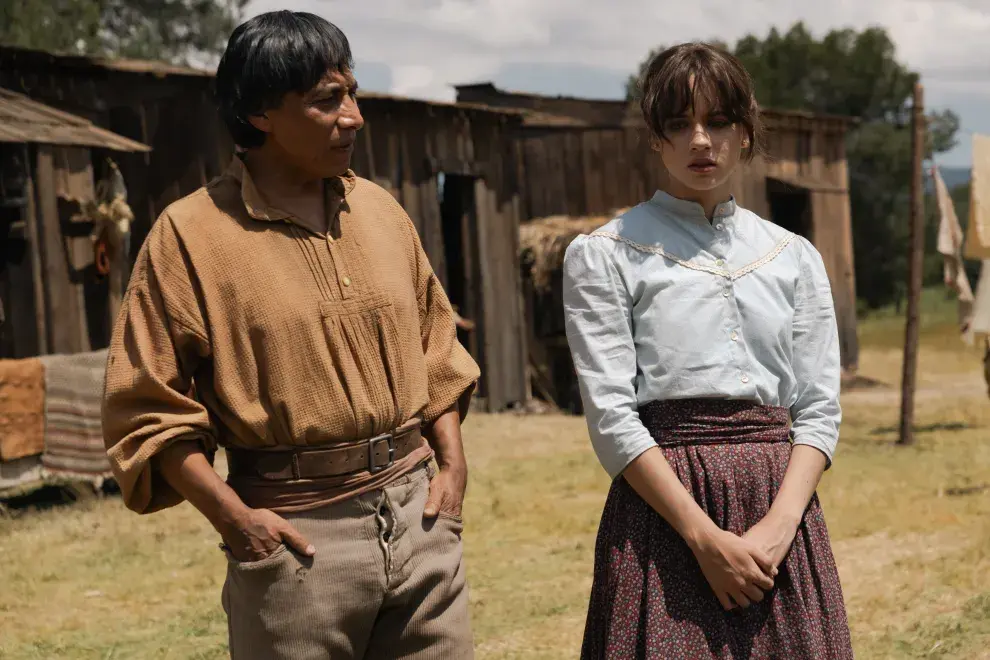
left=342, top=276, right=352, bottom=287
left=741, top=375, right=750, bottom=384
left=715, top=258, right=725, bottom=267
left=715, top=223, right=724, bottom=231
left=722, top=289, right=731, bottom=297
left=730, top=331, right=739, bottom=342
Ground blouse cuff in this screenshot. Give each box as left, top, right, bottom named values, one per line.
left=790, top=433, right=834, bottom=470
left=595, top=428, right=658, bottom=480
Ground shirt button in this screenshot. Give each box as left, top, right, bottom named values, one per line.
left=715, top=223, right=724, bottom=231
left=730, top=331, right=738, bottom=342
left=722, top=289, right=731, bottom=297
left=715, top=258, right=725, bottom=267
left=342, top=276, right=352, bottom=287
left=741, top=375, right=750, bottom=384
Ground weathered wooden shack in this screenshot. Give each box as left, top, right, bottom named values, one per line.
left=0, top=88, right=148, bottom=498
left=0, top=87, right=149, bottom=359
left=457, top=83, right=860, bottom=410
left=347, top=92, right=529, bottom=411
left=0, top=47, right=529, bottom=411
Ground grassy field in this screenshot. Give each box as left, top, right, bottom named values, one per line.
left=1, top=291, right=989, bottom=659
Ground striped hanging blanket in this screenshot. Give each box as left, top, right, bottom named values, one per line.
left=37, top=350, right=111, bottom=477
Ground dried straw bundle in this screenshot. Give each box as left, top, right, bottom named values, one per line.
left=519, top=209, right=629, bottom=291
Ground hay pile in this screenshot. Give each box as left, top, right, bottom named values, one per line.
left=519, top=209, right=629, bottom=291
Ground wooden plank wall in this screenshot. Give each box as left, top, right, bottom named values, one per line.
left=0, top=64, right=228, bottom=266
left=516, top=117, right=852, bottom=213
left=763, top=117, right=859, bottom=370
left=472, top=113, right=528, bottom=410
left=0, top=60, right=531, bottom=402
left=1, top=144, right=105, bottom=357
left=811, top=189, right=859, bottom=370
left=515, top=118, right=859, bottom=370
left=0, top=144, right=46, bottom=358
left=33, top=145, right=90, bottom=354
left=348, top=100, right=528, bottom=411
left=516, top=128, right=656, bottom=220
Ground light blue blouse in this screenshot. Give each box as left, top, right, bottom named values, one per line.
left=562, top=191, right=841, bottom=479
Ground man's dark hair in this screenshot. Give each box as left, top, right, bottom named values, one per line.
left=215, top=11, right=354, bottom=148
left=639, top=42, right=763, bottom=161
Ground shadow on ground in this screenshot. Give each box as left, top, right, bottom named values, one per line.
left=869, top=421, right=976, bottom=436
left=0, top=480, right=120, bottom=517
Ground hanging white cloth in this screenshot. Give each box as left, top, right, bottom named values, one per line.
left=933, top=164, right=976, bottom=333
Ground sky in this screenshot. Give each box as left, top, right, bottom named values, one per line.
left=246, top=0, right=990, bottom=167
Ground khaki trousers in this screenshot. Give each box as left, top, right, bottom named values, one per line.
left=222, top=463, right=473, bottom=659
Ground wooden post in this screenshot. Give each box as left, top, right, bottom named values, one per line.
left=22, top=145, right=49, bottom=355
left=899, top=83, right=926, bottom=445
left=34, top=144, right=87, bottom=354
left=475, top=177, right=502, bottom=411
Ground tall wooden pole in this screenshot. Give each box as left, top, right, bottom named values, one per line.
left=899, top=83, right=926, bottom=446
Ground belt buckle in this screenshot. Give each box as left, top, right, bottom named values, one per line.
left=368, top=432, right=396, bottom=474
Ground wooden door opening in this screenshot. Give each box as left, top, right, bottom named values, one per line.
left=767, top=178, right=813, bottom=242
left=438, top=173, right=484, bottom=395
left=0, top=144, right=40, bottom=358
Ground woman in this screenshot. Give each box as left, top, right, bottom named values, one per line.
left=563, top=43, right=854, bottom=659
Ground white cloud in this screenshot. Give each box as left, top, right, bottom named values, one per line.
left=249, top=0, right=990, bottom=96
left=245, top=0, right=990, bottom=164
left=390, top=64, right=435, bottom=97
left=422, top=0, right=554, bottom=48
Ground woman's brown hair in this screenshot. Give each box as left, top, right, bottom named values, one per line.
left=637, top=42, right=763, bottom=161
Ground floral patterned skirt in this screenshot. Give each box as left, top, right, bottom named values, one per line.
left=581, top=399, right=854, bottom=659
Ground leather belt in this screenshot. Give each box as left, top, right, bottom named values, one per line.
left=226, top=422, right=423, bottom=481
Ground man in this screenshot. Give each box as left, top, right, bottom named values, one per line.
left=102, top=11, right=479, bottom=659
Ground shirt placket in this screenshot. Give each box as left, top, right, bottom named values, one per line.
left=711, top=217, right=751, bottom=388
left=321, top=183, right=355, bottom=301
left=324, top=231, right=354, bottom=301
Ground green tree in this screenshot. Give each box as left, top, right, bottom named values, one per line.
left=628, top=24, right=961, bottom=309
left=0, top=0, right=246, bottom=65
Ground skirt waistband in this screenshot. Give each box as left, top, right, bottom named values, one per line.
left=638, top=399, right=790, bottom=448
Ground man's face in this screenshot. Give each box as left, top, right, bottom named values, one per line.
left=255, top=69, right=364, bottom=178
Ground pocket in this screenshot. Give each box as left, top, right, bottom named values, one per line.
left=319, top=292, right=407, bottom=424
left=435, top=511, right=464, bottom=540
left=437, top=510, right=464, bottom=525
left=222, top=543, right=291, bottom=572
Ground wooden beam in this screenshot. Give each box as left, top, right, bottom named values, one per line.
left=34, top=144, right=87, bottom=354
left=474, top=177, right=502, bottom=411
left=899, top=83, right=925, bottom=446
left=457, top=177, right=480, bottom=363
left=22, top=145, right=49, bottom=355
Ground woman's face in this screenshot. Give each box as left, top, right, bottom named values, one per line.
left=654, top=94, right=747, bottom=198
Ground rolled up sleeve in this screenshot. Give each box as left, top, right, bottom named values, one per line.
left=103, top=215, right=216, bottom=514
left=563, top=235, right=656, bottom=478
left=789, top=238, right=842, bottom=467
